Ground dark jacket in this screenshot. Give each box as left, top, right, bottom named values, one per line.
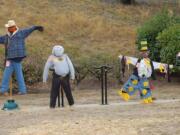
left=0, top=26, right=37, bottom=59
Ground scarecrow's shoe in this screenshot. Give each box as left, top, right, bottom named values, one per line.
left=142, top=97, right=153, bottom=104
left=143, top=98, right=149, bottom=104
left=148, top=97, right=153, bottom=103
left=118, top=90, right=130, bottom=101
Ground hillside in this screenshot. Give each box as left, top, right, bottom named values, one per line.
left=0, top=0, right=178, bottom=83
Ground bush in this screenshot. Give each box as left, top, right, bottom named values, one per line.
left=73, top=56, right=91, bottom=85
left=137, top=9, right=174, bottom=61
left=73, top=52, right=120, bottom=85
left=23, top=63, right=43, bottom=85
left=157, top=24, right=180, bottom=64
left=22, top=48, right=45, bottom=85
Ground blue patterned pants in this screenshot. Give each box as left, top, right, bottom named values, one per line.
left=122, top=74, right=152, bottom=99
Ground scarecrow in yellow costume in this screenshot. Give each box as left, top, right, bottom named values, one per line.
left=119, top=40, right=156, bottom=104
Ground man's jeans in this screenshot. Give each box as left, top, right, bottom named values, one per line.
left=0, top=61, right=26, bottom=94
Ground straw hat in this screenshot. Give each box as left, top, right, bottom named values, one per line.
left=5, top=20, right=17, bottom=28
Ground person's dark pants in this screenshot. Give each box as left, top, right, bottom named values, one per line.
left=50, top=72, right=74, bottom=108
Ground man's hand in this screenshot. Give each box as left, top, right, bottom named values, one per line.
left=70, top=79, right=75, bottom=84
left=70, top=79, right=75, bottom=91
left=35, top=26, right=44, bottom=32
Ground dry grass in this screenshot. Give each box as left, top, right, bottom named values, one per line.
left=0, top=0, right=178, bottom=83
left=0, top=0, right=165, bottom=56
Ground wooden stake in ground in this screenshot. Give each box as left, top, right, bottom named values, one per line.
left=9, top=78, right=13, bottom=99
left=2, top=77, right=18, bottom=110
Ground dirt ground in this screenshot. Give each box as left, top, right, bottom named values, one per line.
left=0, top=80, right=180, bottom=135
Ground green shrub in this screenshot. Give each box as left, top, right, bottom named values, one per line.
left=157, top=24, right=180, bottom=64
left=72, top=52, right=120, bottom=85
left=23, top=63, right=43, bottom=85
left=137, top=9, right=174, bottom=61
left=73, top=56, right=90, bottom=85
left=22, top=49, right=45, bottom=85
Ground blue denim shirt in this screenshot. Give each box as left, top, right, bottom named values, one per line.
left=0, top=26, right=37, bottom=59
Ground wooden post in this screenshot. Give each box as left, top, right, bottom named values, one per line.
left=9, top=78, right=13, bottom=99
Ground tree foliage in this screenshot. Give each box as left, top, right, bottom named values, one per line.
left=137, top=9, right=174, bottom=61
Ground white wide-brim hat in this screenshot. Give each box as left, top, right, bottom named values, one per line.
left=5, top=20, right=17, bottom=28
left=52, top=45, right=64, bottom=57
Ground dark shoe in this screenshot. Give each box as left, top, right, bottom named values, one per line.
left=69, top=102, right=74, bottom=106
